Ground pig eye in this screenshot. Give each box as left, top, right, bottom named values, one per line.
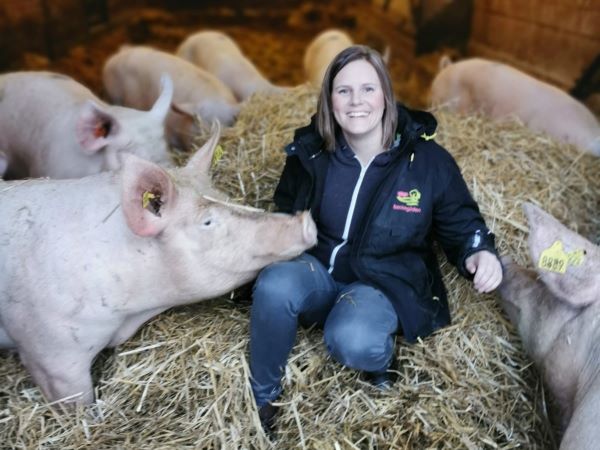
left=202, top=219, right=212, bottom=227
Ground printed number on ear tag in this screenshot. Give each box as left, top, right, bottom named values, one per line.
left=538, top=240, right=585, bottom=274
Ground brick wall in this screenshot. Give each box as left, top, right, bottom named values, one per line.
left=469, top=0, right=600, bottom=89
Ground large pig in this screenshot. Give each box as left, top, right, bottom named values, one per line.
left=498, top=203, right=600, bottom=450
left=429, top=58, right=600, bottom=156
left=0, top=123, right=317, bottom=405
left=176, top=30, right=288, bottom=102
left=303, top=29, right=353, bottom=87
left=0, top=71, right=173, bottom=180
left=103, top=46, right=240, bottom=150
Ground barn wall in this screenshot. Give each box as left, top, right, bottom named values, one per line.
left=469, top=0, right=600, bottom=89
left=0, top=0, right=108, bottom=69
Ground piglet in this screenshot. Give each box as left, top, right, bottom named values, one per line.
left=0, top=71, right=173, bottom=179
left=103, top=45, right=240, bottom=150
left=176, top=30, right=289, bottom=101
left=0, top=122, right=317, bottom=405
left=498, top=203, right=600, bottom=450
left=430, top=58, right=600, bottom=155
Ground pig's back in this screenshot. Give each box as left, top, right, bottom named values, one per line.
left=0, top=72, right=96, bottom=169
left=107, top=47, right=236, bottom=107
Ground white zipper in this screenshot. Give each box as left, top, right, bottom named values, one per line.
left=328, top=156, right=374, bottom=274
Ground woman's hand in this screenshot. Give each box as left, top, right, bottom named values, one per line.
left=465, top=250, right=503, bottom=293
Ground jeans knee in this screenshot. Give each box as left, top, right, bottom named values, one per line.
left=324, top=322, right=392, bottom=372
left=252, top=263, right=304, bottom=316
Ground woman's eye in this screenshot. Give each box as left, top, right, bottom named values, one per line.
left=364, top=86, right=375, bottom=93
left=337, top=88, right=348, bottom=95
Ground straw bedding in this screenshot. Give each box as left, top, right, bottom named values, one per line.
left=1, top=85, right=599, bottom=449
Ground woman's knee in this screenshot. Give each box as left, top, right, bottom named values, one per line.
left=252, top=261, right=310, bottom=314
left=324, top=320, right=393, bottom=372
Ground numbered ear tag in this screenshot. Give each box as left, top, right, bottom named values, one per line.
left=142, top=191, right=156, bottom=209
left=212, top=144, right=224, bottom=167
left=538, top=240, right=585, bottom=274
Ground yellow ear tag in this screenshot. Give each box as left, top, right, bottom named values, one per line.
left=212, top=144, right=224, bottom=167
left=538, top=240, right=585, bottom=274
left=142, top=191, right=156, bottom=209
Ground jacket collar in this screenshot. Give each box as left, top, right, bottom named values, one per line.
left=285, top=103, right=438, bottom=161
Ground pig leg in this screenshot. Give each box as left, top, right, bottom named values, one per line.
left=18, top=347, right=95, bottom=404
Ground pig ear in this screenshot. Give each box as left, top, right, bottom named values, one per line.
left=120, top=154, right=177, bottom=237
left=76, top=101, right=120, bottom=154
left=381, top=45, right=391, bottom=65
left=183, top=120, right=221, bottom=176
left=149, top=73, right=174, bottom=123
left=171, top=102, right=196, bottom=119
left=524, top=202, right=600, bottom=307
left=439, top=55, right=452, bottom=71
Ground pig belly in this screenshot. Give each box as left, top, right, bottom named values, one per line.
left=560, top=379, right=600, bottom=450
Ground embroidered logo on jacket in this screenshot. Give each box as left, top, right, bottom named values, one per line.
left=394, top=189, right=422, bottom=213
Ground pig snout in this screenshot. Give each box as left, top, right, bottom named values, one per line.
left=300, top=210, right=318, bottom=248
left=270, top=211, right=317, bottom=260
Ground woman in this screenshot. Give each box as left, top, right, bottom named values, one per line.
left=249, top=45, right=503, bottom=432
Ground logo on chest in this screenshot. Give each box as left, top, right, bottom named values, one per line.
left=394, top=189, right=422, bottom=213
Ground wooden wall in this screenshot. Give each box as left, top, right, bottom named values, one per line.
left=469, top=0, right=600, bottom=89
left=0, top=0, right=108, bottom=69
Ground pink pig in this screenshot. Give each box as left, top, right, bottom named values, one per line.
left=103, top=45, right=240, bottom=150
left=176, top=30, right=289, bottom=101
left=499, top=203, right=600, bottom=449
left=0, top=123, right=317, bottom=405
left=0, top=71, right=173, bottom=179
left=303, top=29, right=353, bottom=87
left=430, top=58, right=600, bottom=155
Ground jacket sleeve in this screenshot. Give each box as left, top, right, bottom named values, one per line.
left=432, top=153, right=499, bottom=279
left=273, top=153, right=303, bottom=214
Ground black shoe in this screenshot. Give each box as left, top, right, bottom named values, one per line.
left=258, top=403, right=278, bottom=436
left=363, top=354, right=399, bottom=389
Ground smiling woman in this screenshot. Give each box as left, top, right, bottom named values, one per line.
left=330, top=59, right=386, bottom=165
left=247, top=44, right=504, bottom=434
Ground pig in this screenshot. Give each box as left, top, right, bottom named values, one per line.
left=303, top=29, right=353, bottom=87
left=429, top=57, right=600, bottom=156
left=0, top=71, right=174, bottom=180
left=176, top=30, right=289, bottom=102
left=0, top=122, right=317, bottom=405
left=498, top=202, right=600, bottom=450
left=103, top=45, right=240, bottom=151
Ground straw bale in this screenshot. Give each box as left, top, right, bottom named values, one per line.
left=1, top=84, right=599, bottom=450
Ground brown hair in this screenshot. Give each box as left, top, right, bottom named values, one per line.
left=316, top=45, right=398, bottom=151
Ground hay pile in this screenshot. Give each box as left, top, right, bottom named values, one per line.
left=1, top=85, right=599, bottom=449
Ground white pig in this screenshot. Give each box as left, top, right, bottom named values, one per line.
left=0, top=71, right=173, bottom=179
left=103, top=46, right=240, bottom=150
left=176, top=30, right=288, bottom=101
left=498, top=202, right=600, bottom=450
left=303, top=29, right=353, bottom=87
left=0, top=123, right=317, bottom=405
left=430, top=58, right=600, bottom=156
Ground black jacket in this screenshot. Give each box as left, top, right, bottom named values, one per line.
left=274, top=104, right=498, bottom=342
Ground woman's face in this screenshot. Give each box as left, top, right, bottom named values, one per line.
left=331, top=59, right=385, bottom=140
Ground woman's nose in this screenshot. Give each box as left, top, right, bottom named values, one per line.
left=350, top=91, right=362, bottom=105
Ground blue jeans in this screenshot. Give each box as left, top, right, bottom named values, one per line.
left=249, top=253, right=399, bottom=407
